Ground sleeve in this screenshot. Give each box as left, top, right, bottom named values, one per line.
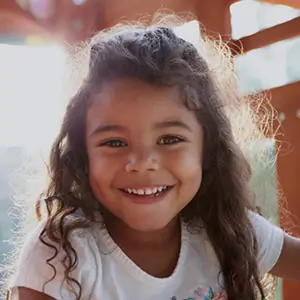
left=248, top=211, right=284, bottom=276
left=9, top=221, right=99, bottom=300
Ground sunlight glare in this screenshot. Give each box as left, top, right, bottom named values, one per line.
left=0, top=43, right=68, bottom=152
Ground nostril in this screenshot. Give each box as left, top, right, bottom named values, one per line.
left=125, top=157, right=159, bottom=173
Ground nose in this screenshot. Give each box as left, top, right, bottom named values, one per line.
left=125, top=148, right=159, bottom=173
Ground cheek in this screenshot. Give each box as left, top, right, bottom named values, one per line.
left=89, top=171, right=99, bottom=196
left=167, top=146, right=202, bottom=176
left=179, top=159, right=202, bottom=204
left=181, top=159, right=202, bottom=192
left=88, top=152, right=117, bottom=194
left=165, top=147, right=203, bottom=199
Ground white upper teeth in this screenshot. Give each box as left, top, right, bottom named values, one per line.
left=125, top=186, right=167, bottom=195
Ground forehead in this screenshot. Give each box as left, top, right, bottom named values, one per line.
left=92, top=78, right=181, bottom=107
left=86, top=78, right=199, bottom=131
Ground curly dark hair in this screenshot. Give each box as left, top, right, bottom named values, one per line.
left=9, top=15, right=276, bottom=300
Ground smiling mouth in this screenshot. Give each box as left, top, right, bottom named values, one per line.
left=121, top=186, right=173, bottom=197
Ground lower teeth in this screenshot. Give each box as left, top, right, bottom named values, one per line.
left=153, top=191, right=162, bottom=197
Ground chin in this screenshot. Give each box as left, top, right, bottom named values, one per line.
left=125, top=215, right=176, bottom=233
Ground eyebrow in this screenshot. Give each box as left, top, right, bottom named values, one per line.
left=89, top=120, right=192, bottom=137
left=154, top=120, right=193, bottom=132
left=89, top=124, right=126, bottom=137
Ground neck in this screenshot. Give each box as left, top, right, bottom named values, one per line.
left=103, top=214, right=182, bottom=278
left=104, top=215, right=181, bottom=250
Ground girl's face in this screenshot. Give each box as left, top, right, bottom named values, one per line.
left=85, top=78, right=204, bottom=232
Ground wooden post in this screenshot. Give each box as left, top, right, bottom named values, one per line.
left=195, top=0, right=232, bottom=39
left=272, top=83, right=300, bottom=300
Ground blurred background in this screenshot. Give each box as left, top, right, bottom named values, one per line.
left=0, top=0, right=300, bottom=299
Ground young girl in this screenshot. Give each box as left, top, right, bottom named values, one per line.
left=6, top=17, right=300, bottom=300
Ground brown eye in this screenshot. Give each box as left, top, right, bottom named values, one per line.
left=158, top=135, right=185, bottom=145
left=99, top=139, right=127, bottom=148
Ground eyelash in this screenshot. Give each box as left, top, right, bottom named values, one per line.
left=99, top=139, right=127, bottom=148
left=98, top=135, right=185, bottom=148
left=157, top=135, right=185, bottom=145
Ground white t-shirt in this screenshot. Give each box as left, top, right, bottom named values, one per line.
left=9, top=211, right=284, bottom=300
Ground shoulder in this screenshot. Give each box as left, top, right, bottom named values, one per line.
left=247, top=210, right=284, bottom=275
left=247, top=210, right=283, bottom=243
left=9, top=219, right=102, bottom=300
left=16, top=219, right=96, bottom=270
left=189, top=211, right=284, bottom=277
